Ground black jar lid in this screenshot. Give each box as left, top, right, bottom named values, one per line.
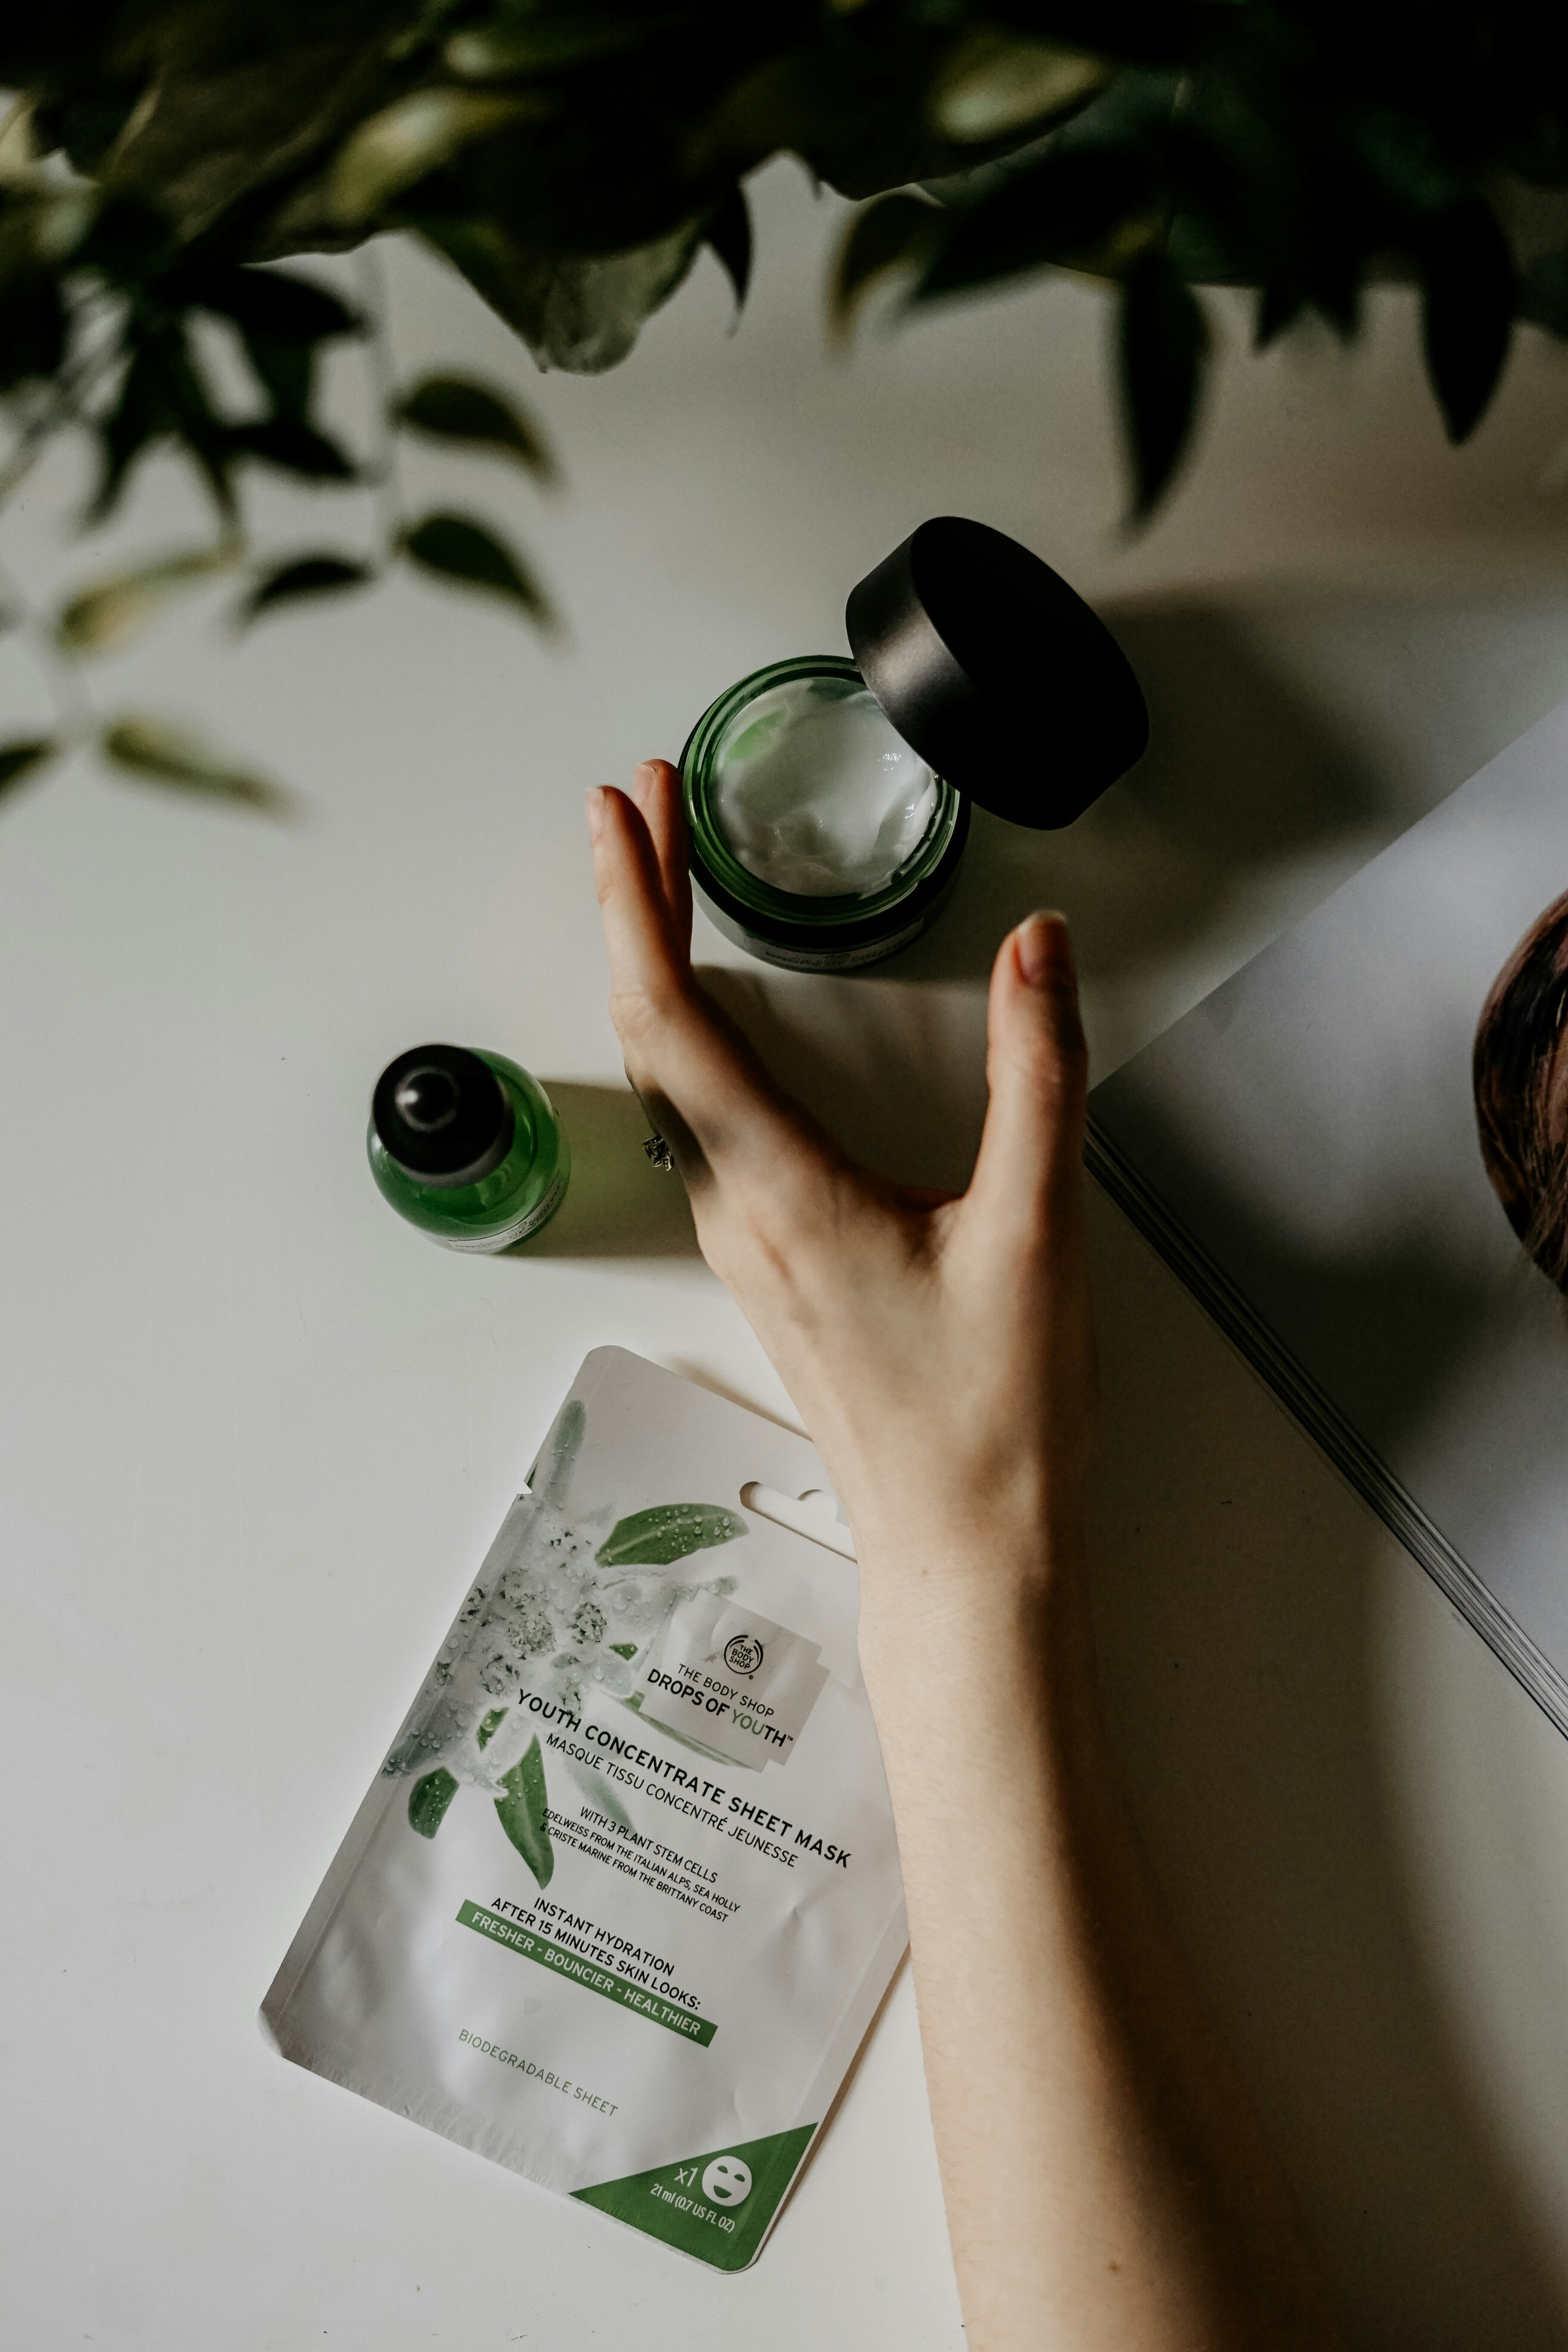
left=372, top=1044, right=514, bottom=1187
left=846, top=516, right=1147, bottom=831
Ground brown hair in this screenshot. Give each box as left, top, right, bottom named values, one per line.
left=1474, top=890, right=1568, bottom=1293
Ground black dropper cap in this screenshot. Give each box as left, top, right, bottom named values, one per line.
left=372, top=1045, right=514, bottom=1187
left=846, top=517, right=1148, bottom=830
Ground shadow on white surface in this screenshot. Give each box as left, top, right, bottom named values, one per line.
left=512, top=1081, right=699, bottom=1257
left=705, top=749, right=1568, bottom=2348
left=699, top=961, right=990, bottom=1197
left=893, top=594, right=1388, bottom=993
left=1089, top=1190, right=1568, bottom=2351
left=869, top=580, right=1568, bottom=1071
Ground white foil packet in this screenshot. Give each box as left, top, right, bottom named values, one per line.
left=261, top=1349, right=906, bottom=2270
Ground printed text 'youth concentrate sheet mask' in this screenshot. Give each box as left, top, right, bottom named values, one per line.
left=261, top=1349, right=907, bottom=2270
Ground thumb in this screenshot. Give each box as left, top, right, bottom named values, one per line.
left=965, top=911, right=1088, bottom=1239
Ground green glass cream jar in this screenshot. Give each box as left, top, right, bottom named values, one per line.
left=683, top=655, right=970, bottom=972
left=681, top=517, right=1150, bottom=973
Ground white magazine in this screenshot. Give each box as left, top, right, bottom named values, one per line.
left=1089, top=697, right=1568, bottom=1734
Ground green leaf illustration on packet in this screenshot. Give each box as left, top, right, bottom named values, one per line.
left=387, top=1396, right=744, bottom=1885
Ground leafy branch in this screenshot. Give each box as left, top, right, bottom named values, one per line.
left=3, top=2, right=1567, bottom=808
left=0, top=94, right=558, bottom=810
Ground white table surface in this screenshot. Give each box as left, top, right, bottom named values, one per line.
left=8, top=158, right=1568, bottom=2351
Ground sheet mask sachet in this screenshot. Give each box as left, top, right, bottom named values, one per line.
left=261, top=1349, right=907, bottom=2270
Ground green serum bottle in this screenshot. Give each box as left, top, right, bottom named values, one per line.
left=368, top=1043, right=569, bottom=1251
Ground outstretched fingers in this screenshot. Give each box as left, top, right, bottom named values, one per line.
left=964, top=912, right=1089, bottom=1250
left=586, top=772, right=826, bottom=1195
left=588, top=777, right=687, bottom=1007
left=627, top=760, right=692, bottom=947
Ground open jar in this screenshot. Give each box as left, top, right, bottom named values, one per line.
left=681, top=517, right=1148, bottom=973
left=683, top=655, right=970, bottom=970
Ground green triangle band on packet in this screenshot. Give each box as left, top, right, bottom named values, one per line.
left=574, top=2124, right=819, bottom=2270
left=261, top=1349, right=907, bottom=2270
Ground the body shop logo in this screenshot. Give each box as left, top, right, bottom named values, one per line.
left=638, top=1597, right=828, bottom=1772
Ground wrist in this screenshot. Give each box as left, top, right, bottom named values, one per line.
left=855, top=1532, right=1099, bottom=1784
left=853, top=1514, right=1085, bottom=1658
left=852, top=1497, right=1082, bottom=1603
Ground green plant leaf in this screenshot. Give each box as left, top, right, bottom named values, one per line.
left=178, top=265, right=360, bottom=425
left=705, top=183, right=752, bottom=315
left=1119, top=248, right=1208, bottom=520
left=1355, top=109, right=1465, bottom=223
left=0, top=258, right=66, bottom=392
left=100, top=715, right=289, bottom=814
left=395, top=373, right=555, bottom=480
left=0, top=188, right=90, bottom=395
left=91, top=346, right=166, bottom=520
left=0, top=96, right=37, bottom=176
left=929, top=35, right=1111, bottom=146
left=0, top=738, right=57, bottom=797
left=476, top=1705, right=508, bottom=1750
left=409, top=1766, right=459, bottom=1837
left=694, top=35, right=1004, bottom=206
left=1420, top=199, right=1517, bottom=444
left=91, top=327, right=235, bottom=524
left=401, top=511, right=553, bottom=625
left=72, top=191, right=170, bottom=282
left=595, top=1502, right=746, bottom=1569
left=608, top=1641, right=638, bottom=1660
left=1255, top=279, right=1305, bottom=351
left=57, top=543, right=237, bottom=654
left=416, top=212, right=704, bottom=373
left=179, top=262, right=361, bottom=345
left=330, top=90, right=543, bottom=224
left=444, top=16, right=668, bottom=79
left=238, top=333, right=316, bottom=424
left=914, top=145, right=1159, bottom=304
left=33, top=24, right=419, bottom=246
left=494, top=1736, right=553, bottom=1887
left=831, top=192, right=941, bottom=339
left=241, top=553, right=374, bottom=624
left=1518, top=248, right=1568, bottom=340
left=226, top=418, right=356, bottom=480
left=2, top=0, right=1551, bottom=554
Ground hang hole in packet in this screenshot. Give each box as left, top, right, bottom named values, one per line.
left=261, top=1349, right=907, bottom=2270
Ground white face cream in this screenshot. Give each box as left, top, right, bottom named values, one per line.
left=710, top=676, right=938, bottom=898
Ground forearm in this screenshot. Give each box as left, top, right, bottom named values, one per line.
left=589, top=777, right=1334, bottom=2341
left=859, top=1536, right=1341, bottom=2352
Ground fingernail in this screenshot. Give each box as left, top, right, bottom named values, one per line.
left=629, top=761, right=658, bottom=807
left=1016, top=909, right=1071, bottom=987
left=585, top=786, right=606, bottom=841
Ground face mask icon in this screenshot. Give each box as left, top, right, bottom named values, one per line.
left=702, top=2155, right=752, bottom=2207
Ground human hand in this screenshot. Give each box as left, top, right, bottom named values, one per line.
left=588, top=765, right=1345, bottom=2352
left=586, top=760, right=1096, bottom=1628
